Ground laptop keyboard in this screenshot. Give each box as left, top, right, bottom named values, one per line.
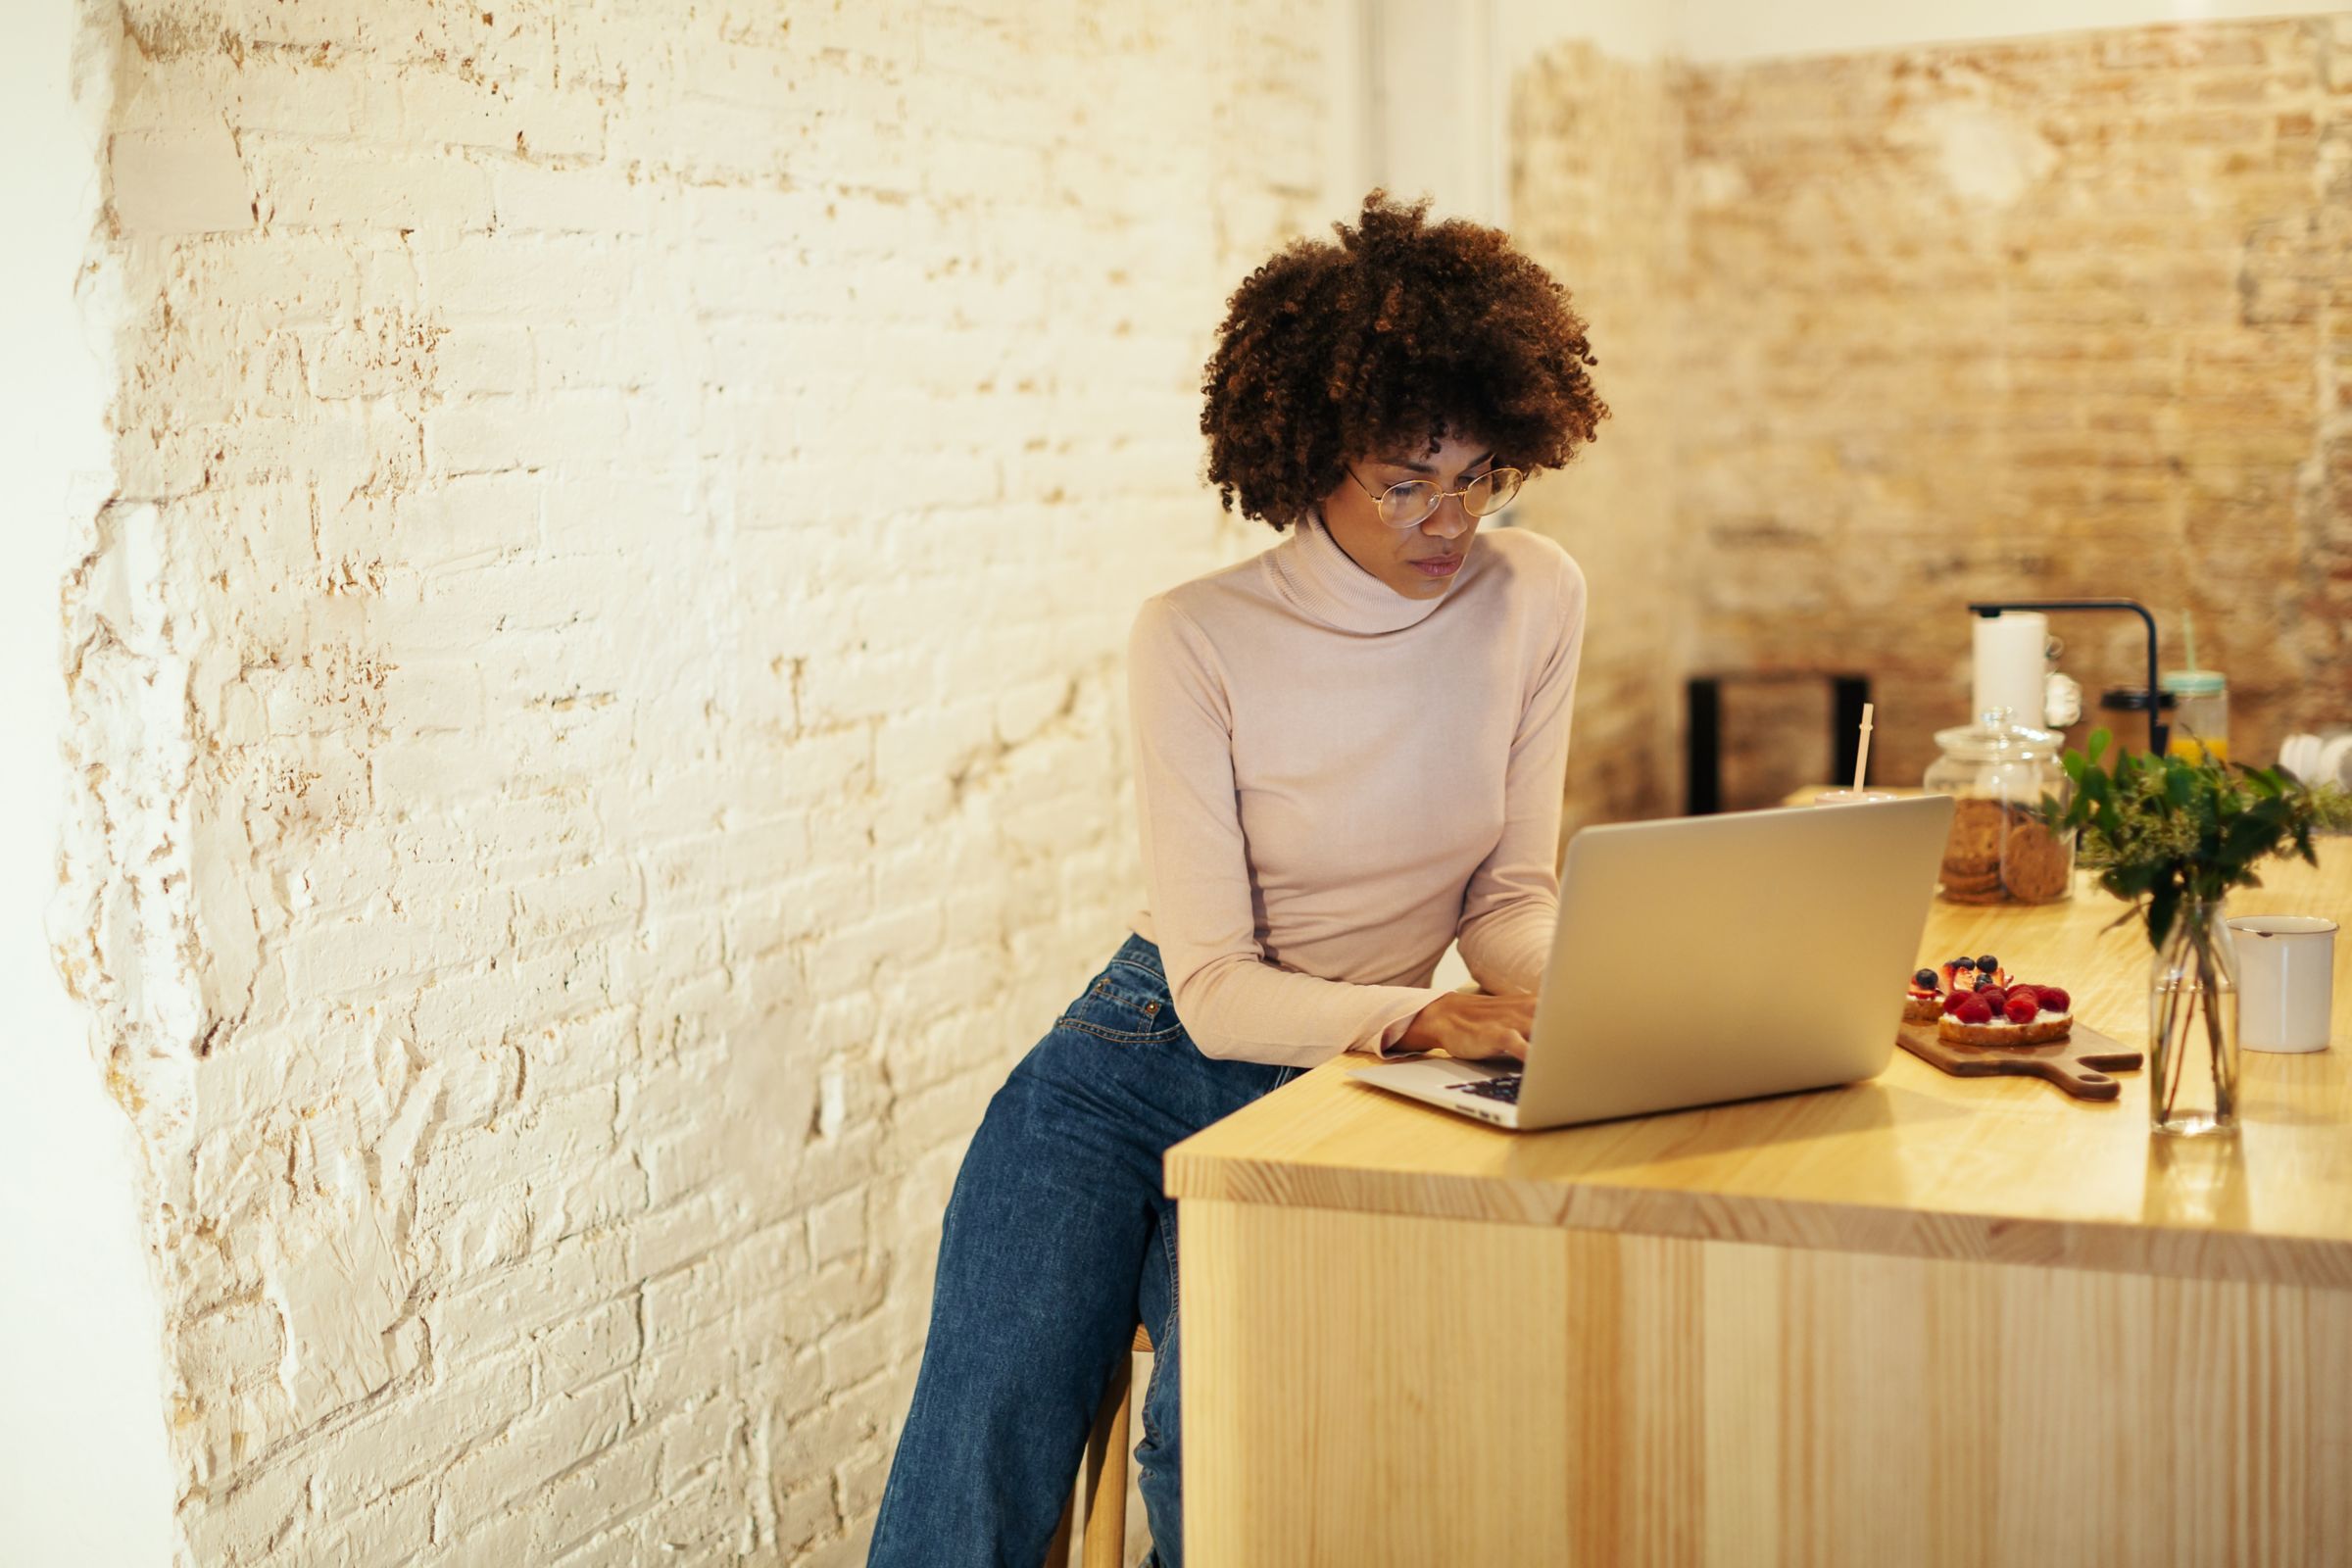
left=1443, top=1073, right=1523, bottom=1104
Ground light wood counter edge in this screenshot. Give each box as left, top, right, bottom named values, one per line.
left=1165, top=1135, right=2352, bottom=1290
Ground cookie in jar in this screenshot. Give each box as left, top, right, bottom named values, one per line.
left=1924, top=708, right=2075, bottom=904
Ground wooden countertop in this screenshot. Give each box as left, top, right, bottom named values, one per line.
left=1166, top=851, right=2351, bottom=1288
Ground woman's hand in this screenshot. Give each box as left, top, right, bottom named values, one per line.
left=1397, top=991, right=1537, bottom=1061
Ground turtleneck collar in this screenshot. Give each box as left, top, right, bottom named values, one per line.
left=1266, top=509, right=1449, bottom=634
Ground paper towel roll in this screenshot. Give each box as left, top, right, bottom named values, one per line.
left=1973, top=612, right=2048, bottom=725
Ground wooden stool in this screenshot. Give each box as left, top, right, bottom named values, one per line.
left=1047, top=1325, right=1152, bottom=1568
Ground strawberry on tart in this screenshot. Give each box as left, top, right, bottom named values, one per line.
left=1902, top=955, right=1997, bottom=1022
left=1906, top=954, right=2075, bottom=1048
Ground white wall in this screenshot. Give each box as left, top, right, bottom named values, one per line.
left=1495, top=0, right=1679, bottom=61
left=0, top=2, right=175, bottom=1565
left=1363, top=0, right=1677, bottom=227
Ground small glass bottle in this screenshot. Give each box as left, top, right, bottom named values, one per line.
left=1923, top=708, right=2075, bottom=905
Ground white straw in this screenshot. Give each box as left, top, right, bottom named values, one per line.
left=1852, top=702, right=1875, bottom=791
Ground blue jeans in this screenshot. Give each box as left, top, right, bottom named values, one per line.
left=867, top=934, right=1298, bottom=1568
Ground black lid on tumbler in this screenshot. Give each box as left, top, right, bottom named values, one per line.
left=2098, top=686, right=2177, bottom=712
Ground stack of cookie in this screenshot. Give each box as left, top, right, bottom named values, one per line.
left=1939, top=798, right=2072, bottom=904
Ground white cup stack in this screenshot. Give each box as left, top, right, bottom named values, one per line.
left=2279, top=731, right=2352, bottom=789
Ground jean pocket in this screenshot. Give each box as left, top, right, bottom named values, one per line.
left=1055, top=971, right=1183, bottom=1044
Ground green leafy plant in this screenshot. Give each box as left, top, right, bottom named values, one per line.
left=2044, top=730, right=2352, bottom=1131
left=2040, top=728, right=2352, bottom=950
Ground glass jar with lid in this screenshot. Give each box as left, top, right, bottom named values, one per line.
left=1924, top=707, right=2075, bottom=905
left=2159, top=668, right=2229, bottom=762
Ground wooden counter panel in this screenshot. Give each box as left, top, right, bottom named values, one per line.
left=1179, top=1200, right=1574, bottom=1565
left=1180, top=1199, right=2352, bottom=1567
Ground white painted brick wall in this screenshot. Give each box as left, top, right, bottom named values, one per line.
left=65, top=0, right=1338, bottom=1560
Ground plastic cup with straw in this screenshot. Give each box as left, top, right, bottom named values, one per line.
left=1815, top=702, right=1899, bottom=806
left=2161, top=608, right=2230, bottom=762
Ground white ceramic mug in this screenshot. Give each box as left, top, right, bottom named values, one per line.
left=2228, top=915, right=2337, bottom=1054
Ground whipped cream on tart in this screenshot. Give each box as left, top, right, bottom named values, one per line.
left=1906, top=955, right=2074, bottom=1048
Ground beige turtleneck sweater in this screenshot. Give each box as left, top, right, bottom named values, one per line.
left=1128, top=514, right=1588, bottom=1067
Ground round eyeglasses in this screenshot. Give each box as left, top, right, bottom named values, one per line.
left=1348, top=465, right=1526, bottom=529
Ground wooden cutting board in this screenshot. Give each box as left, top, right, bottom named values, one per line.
left=1895, top=1018, right=2143, bottom=1102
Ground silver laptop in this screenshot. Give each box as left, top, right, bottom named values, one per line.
left=1355, top=796, right=1954, bottom=1130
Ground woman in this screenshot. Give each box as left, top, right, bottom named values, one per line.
left=868, top=190, right=1606, bottom=1567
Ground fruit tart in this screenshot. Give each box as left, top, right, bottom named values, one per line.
left=1908, top=954, right=2075, bottom=1048
left=1904, top=953, right=2005, bottom=1022
left=1936, top=956, right=2073, bottom=1048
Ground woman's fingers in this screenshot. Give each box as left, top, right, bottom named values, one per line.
left=1498, top=996, right=1535, bottom=1059
left=1464, top=994, right=1535, bottom=1059
left=1400, top=991, right=1541, bottom=1059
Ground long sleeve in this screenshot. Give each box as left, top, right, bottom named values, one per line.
left=1128, top=597, right=1448, bottom=1066
left=1454, top=552, right=1588, bottom=997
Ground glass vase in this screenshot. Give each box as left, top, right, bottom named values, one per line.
left=2148, top=901, right=2240, bottom=1137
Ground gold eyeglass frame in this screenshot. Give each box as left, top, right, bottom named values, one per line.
left=1347, top=465, right=1526, bottom=529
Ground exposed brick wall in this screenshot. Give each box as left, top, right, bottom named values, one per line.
left=1679, top=16, right=2352, bottom=793
left=1513, top=16, right=2352, bottom=812
left=65, top=2, right=1334, bottom=1561
left=1507, top=42, right=1688, bottom=834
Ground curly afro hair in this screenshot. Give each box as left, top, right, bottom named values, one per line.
left=1200, top=190, right=1607, bottom=530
